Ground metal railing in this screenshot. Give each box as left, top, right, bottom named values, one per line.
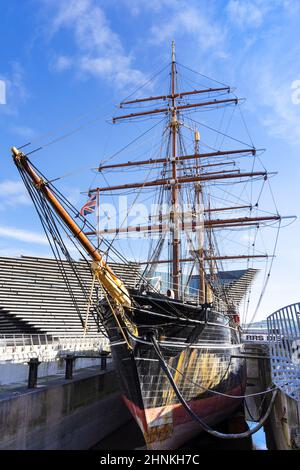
left=26, top=352, right=112, bottom=388
left=267, top=302, right=300, bottom=402
left=0, top=334, right=110, bottom=363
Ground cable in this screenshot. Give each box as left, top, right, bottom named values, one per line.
left=246, top=219, right=282, bottom=327
left=177, top=62, right=230, bottom=88
left=187, top=115, right=256, bottom=149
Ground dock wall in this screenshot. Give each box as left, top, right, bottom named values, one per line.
left=244, top=343, right=300, bottom=450
left=0, top=367, right=131, bottom=450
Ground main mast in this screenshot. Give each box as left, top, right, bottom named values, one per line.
left=87, top=43, right=286, bottom=304
left=170, top=41, right=180, bottom=298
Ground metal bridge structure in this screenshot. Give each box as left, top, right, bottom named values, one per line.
left=267, top=302, right=300, bottom=402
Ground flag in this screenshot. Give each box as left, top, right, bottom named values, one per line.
left=80, top=194, right=97, bottom=217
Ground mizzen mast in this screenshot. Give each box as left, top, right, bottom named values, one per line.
left=194, top=129, right=206, bottom=303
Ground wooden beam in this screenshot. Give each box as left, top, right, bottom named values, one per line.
left=120, top=87, right=230, bottom=106
left=177, top=160, right=236, bottom=171
left=112, top=97, right=239, bottom=122
left=97, top=148, right=257, bottom=171
left=89, top=170, right=270, bottom=193
left=138, top=254, right=271, bottom=265
left=207, top=204, right=251, bottom=213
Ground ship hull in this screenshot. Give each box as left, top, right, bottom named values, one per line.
left=103, top=291, right=246, bottom=450
left=123, top=383, right=244, bottom=450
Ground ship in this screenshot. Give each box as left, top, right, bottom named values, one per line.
left=10, top=42, right=285, bottom=449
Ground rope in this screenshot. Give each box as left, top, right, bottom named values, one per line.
left=177, top=62, right=230, bottom=88
left=245, top=219, right=282, bottom=327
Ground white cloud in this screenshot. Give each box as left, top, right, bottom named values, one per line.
left=0, top=180, right=26, bottom=196
left=45, top=0, right=147, bottom=89
left=51, top=0, right=91, bottom=29
left=226, top=0, right=265, bottom=28
left=258, top=72, right=300, bottom=144
left=52, top=55, right=73, bottom=72
left=121, top=0, right=180, bottom=16
left=0, top=225, right=48, bottom=245
left=243, top=50, right=300, bottom=144
left=10, top=125, right=36, bottom=140
left=0, top=224, right=79, bottom=257
left=218, top=0, right=300, bottom=146
left=0, top=180, right=31, bottom=208
left=226, top=0, right=300, bottom=29
left=79, top=55, right=145, bottom=89
left=149, top=4, right=227, bottom=58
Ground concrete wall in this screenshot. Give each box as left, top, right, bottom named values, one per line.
left=0, top=368, right=131, bottom=449
left=266, top=389, right=300, bottom=450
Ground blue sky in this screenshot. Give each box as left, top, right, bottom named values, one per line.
left=0, top=0, right=300, bottom=321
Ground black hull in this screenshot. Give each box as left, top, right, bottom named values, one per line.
left=102, top=291, right=246, bottom=449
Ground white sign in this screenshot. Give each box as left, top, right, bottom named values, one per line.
left=242, top=333, right=278, bottom=343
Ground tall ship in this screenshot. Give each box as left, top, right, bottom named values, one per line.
left=10, top=43, right=284, bottom=449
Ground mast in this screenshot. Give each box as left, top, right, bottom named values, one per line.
left=105, top=43, right=286, bottom=305
left=194, top=130, right=206, bottom=303
left=170, top=40, right=180, bottom=298
left=97, top=189, right=100, bottom=249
